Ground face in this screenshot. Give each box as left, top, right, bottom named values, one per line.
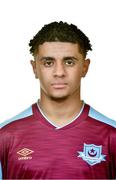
left=30, top=42, right=90, bottom=101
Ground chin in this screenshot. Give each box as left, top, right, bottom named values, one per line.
left=49, top=95, right=69, bottom=102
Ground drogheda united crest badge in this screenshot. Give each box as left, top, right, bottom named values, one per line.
left=78, top=143, right=106, bottom=166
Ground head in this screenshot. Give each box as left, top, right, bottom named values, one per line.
left=29, top=21, right=92, bottom=101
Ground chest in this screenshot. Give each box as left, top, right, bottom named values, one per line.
left=6, top=126, right=111, bottom=179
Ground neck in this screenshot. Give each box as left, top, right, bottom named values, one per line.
left=38, top=91, right=83, bottom=127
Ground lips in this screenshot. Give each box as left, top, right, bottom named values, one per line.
left=51, top=83, right=68, bottom=89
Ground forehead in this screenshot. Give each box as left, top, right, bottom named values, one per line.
left=37, top=42, right=83, bottom=58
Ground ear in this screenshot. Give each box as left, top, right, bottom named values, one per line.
left=82, top=59, right=90, bottom=77
left=30, top=60, right=38, bottom=79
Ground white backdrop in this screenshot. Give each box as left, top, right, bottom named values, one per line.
left=0, top=0, right=116, bottom=123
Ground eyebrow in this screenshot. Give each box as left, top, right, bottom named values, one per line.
left=63, top=56, right=78, bottom=61
left=39, top=56, right=78, bottom=61
left=40, top=57, right=55, bottom=61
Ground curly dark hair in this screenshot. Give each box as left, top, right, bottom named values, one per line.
left=29, top=21, right=92, bottom=57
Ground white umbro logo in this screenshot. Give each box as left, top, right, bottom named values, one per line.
left=17, top=148, right=34, bottom=160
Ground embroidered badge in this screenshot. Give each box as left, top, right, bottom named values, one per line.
left=78, top=143, right=106, bottom=166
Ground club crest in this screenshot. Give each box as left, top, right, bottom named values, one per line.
left=78, top=143, right=106, bottom=166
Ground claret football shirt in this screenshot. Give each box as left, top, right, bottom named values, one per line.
left=0, top=102, right=116, bottom=179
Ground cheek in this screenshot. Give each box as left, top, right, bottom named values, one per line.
left=37, top=66, right=52, bottom=77
left=77, top=64, right=84, bottom=78
left=68, top=68, right=83, bottom=87
left=37, top=69, right=51, bottom=86
left=72, top=74, right=82, bottom=85
left=70, top=67, right=82, bottom=80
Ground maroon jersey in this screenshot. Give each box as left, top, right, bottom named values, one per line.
left=0, top=102, right=116, bottom=179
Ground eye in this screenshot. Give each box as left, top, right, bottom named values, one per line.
left=64, top=59, right=76, bottom=66
left=43, top=60, right=54, bottom=67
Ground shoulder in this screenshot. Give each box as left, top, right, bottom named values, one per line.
left=0, top=105, right=33, bottom=129
left=88, top=105, right=116, bottom=128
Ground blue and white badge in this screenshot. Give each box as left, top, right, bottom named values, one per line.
left=78, top=143, right=106, bottom=166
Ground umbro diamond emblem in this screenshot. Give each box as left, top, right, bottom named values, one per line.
left=17, top=148, right=34, bottom=160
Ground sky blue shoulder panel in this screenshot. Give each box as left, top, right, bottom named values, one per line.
left=89, top=107, right=116, bottom=128
left=0, top=162, right=2, bottom=179
left=0, top=106, right=32, bottom=128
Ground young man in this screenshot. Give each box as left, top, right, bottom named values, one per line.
left=0, top=21, right=116, bottom=179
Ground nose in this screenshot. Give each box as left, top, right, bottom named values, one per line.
left=53, top=61, right=66, bottom=77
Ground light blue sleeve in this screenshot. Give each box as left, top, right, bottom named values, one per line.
left=0, top=162, right=2, bottom=179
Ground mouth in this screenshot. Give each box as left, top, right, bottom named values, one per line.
left=51, top=83, right=68, bottom=89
